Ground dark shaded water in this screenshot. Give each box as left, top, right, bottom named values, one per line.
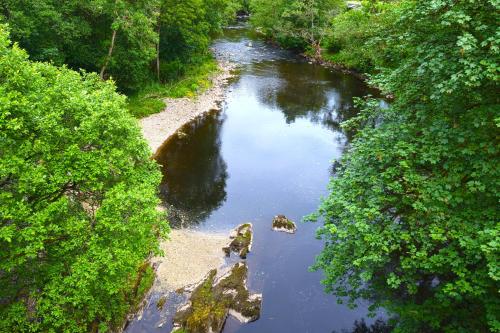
left=126, top=22, right=387, bottom=333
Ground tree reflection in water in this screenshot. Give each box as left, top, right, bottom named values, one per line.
left=155, top=110, right=228, bottom=228
left=333, top=318, right=394, bottom=333
left=254, top=61, right=369, bottom=138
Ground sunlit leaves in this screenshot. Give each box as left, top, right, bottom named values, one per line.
left=312, top=1, right=500, bottom=331
left=0, top=28, right=168, bottom=332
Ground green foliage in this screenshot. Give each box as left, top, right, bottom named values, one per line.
left=312, top=0, right=500, bottom=332
left=0, top=0, right=238, bottom=92
left=323, top=1, right=402, bottom=72
left=127, top=57, right=218, bottom=118
left=0, top=0, right=160, bottom=92
left=0, top=27, right=169, bottom=332
left=250, top=0, right=344, bottom=53
left=127, top=95, right=166, bottom=119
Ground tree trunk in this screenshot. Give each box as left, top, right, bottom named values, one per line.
left=156, top=23, right=161, bottom=82
left=100, top=29, right=117, bottom=80
left=314, top=40, right=322, bottom=59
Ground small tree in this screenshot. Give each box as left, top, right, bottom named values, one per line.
left=280, top=0, right=343, bottom=57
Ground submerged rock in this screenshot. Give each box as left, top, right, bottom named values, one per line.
left=156, top=296, right=167, bottom=310
left=223, top=223, right=253, bottom=259
left=172, top=262, right=261, bottom=333
left=272, top=215, right=297, bottom=234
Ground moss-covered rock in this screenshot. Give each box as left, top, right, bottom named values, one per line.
left=156, top=296, right=167, bottom=310
left=222, top=223, right=253, bottom=259
left=272, top=215, right=296, bottom=233
left=172, top=263, right=261, bottom=333
left=215, top=263, right=261, bottom=322
left=172, top=270, right=227, bottom=333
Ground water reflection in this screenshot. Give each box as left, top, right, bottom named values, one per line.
left=334, top=318, right=394, bottom=333
left=155, top=111, right=228, bottom=227
left=254, top=61, right=366, bottom=136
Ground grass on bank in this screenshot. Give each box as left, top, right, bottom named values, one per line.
left=127, top=58, right=219, bottom=118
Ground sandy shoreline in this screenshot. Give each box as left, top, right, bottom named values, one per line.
left=140, top=60, right=236, bottom=155
left=139, top=60, right=235, bottom=292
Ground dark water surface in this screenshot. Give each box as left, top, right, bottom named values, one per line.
left=127, top=22, right=385, bottom=333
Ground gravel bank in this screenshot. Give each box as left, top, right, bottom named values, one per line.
left=139, top=61, right=235, bottom=292
left=153, top=229, right=229, bottom=291
left=140, top=60, right=236, bottom=155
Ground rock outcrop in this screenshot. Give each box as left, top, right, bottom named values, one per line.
left=171, top=263, right=261, bottom=333
left=223, top=223, right=253, bottom=259
left=272, top=215, right=297, bottom=234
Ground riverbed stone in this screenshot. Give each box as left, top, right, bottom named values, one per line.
left=156, top=295, right=167, bottom=310
left=272, top=215, right=297, bottom=233
left=223, top=223, right=253, bottom=259
left=171, top=263, right=261, bottom=333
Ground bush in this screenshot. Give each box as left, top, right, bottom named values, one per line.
left=323, top=2, right=402, bottom=73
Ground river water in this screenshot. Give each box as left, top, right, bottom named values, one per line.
left=126, top=22, right=386, bottom=333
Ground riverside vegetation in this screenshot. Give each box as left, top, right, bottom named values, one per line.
left=1, top=0, right=498, bottom=332
left=252, top=0, right=499, bottom=332
left=0, top=0, right=245, bottom=331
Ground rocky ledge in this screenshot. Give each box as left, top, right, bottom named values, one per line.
left=171, top=262, right=261, bottom=333
left=223, top=223, right=253, bottom=259
left=272, top=215, right=297, bottom=234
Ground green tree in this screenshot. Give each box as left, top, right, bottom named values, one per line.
left=311, top=0, right=500, bottom=332
left=0, top=0, right=240, bottom=93
left=250, top=0, right=343, bottom=54
left=324, top=1, right=402, bottom=72
left=0, top=26, right=168, bottom=332
left=280, top=0, right=344, bottom=57
left=0, top=0, right=160, bottom=92
left=96, top=0, right=160, bottom=90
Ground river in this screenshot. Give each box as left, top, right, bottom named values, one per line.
left=126, top=21, right=386, bottom=333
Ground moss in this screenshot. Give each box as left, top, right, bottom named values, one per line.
left=108, top=262, right=156, bottom=330
left=216, top=264, right=261, bottom=321
left=174, top=269, right=228, bottom=333
left=134, top=265, right=155, bottom=306
left=272, top=215, right=296, bottom=233
left=156, top=296, right=167, bottom=310
left=172, top=329, right=187, bottom=333
left=173, top=263, right=261, bottom=332
left=225, top=224, right=253, bottom=259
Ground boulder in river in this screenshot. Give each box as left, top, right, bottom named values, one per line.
left=171, top=262, right=261, bottom=333
left=272, top=215, right=297, bottom=233
left=223, top=223, right=253, bottom=259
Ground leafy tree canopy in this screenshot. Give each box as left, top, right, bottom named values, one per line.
left=0, top=0, right=242, bottom=92
left=0, top=25, right=168, bottom=332
left=311, top=0, right=500, bottom=332
left=250, top=0, right=344, bottom=53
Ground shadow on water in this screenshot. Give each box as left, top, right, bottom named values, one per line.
left=155, top=110, right=228, bottom=228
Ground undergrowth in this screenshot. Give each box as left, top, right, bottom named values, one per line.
left=127, top=57, right=219, bottom=118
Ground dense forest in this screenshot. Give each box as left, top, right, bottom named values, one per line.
left=1, top=0, right=498, bottom=332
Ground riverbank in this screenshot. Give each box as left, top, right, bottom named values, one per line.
left=304, top=53, right=368, bottom=82
left=138, top=60, right=235, bottom=294
left=140, top=60, right=236, bottom=155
